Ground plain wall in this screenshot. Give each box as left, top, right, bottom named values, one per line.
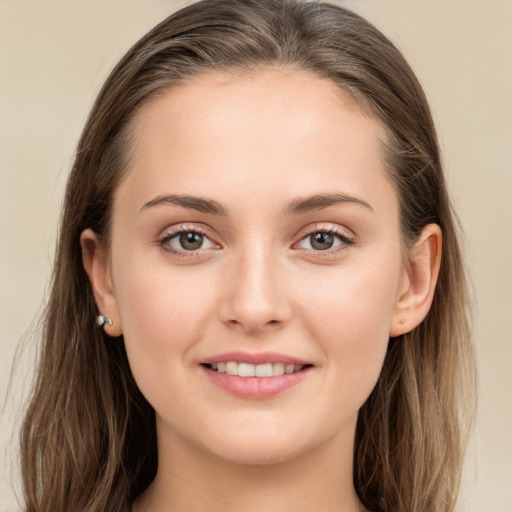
left=1, top=1, right=511, bottom=510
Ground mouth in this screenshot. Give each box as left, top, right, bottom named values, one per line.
left=201, top=361, right=312, bottom=377
left=199, top=353, right=314, bottom=399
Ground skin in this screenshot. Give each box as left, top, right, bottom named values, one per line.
left=82, top=68, right=441, bottom=512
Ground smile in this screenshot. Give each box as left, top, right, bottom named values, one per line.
left=203, top=361, right=307, bottom=377
left=200, top=353, right=313, bottom=399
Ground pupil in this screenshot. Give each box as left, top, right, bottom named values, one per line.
left=311, top=232, right=333, bottom=250
left=180, top=232, right=203, bottom=250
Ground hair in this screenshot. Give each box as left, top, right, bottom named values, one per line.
left=20, top=1, right=476, bottom=511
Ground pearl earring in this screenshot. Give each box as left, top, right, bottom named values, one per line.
left=96, top=314, right=113, bottom=327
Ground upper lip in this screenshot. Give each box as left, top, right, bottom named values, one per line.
left=200, top=351, right=311, bottom=366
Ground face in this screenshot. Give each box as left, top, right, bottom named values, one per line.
left=105, top=69, right=410, bottom=465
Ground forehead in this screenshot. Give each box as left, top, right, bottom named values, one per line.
left=115, top=68, right=395, bottom=217
left=130, top=67, right=384, bottom=151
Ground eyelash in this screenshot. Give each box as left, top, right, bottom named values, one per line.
left=294, top=228, right=354, bottom=254
left=157, top=225, right=355, bottom=257
left=157, top=226, right=217, bottom=257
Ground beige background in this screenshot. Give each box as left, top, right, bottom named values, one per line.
left=1, top=1, right=511, bottom=510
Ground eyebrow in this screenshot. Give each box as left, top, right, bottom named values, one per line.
left=139, top=194, right=228, bottom=216
left=284, top=193, right=374, bottom=215
left=139, top=192, right=373, bottom=217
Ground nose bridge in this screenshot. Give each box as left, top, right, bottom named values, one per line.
left=220, top=236, right=290, bottom=333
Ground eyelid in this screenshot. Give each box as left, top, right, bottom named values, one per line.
left=157, top=223, right=221, bottom=255
left=292, top=223, right=355, bottom=252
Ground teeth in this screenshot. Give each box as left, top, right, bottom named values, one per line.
left=285, top=364, right=295, bottom=374
left=273, top=362, right=285, bottom=376
left=238, top=362, right=255, bottom=377
left=255, top=363, right=272, bottom=377
left=210, top=361, right=305, bottom=377
left=226, top=361, right=238, bottom=375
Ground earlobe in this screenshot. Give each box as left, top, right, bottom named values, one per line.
left=390, top=224, right=442, bottom=337
left=80, top=229, right=123, bottom=336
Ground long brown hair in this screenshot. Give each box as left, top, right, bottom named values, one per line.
left=20, top=1, right=475, bottom=511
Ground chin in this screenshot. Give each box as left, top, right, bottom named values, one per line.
left=202, top=427, right=320, bottom=467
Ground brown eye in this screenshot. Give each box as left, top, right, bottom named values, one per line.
left=309, top=232, right=335, bottom=250
left=179, top=231, right=204, bottom=250
left=159, top=229, right=217, bottom=254
left=295, top=229, right=354, bottom=253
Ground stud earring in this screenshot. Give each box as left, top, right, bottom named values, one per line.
left=96, top=314, right=113, bottom=327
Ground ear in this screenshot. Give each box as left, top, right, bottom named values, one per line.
left=80, top=229, right=123, bottom=337
left=390, top=224, right=442, bottom=337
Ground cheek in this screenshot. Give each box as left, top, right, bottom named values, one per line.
left=111, top=253, right=217, bottom=389
left=297, top=255, right=401, bottom=398
left=300, top=255, right=400, bottom=334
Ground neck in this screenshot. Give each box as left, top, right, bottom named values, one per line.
left=134, top=424, right=366, bottom=512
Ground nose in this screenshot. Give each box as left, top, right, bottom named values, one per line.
left=218, top=244, right=292, bottom=335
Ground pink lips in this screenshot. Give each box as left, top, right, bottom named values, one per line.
left=201, top=351, right=309, bottom=366
left=199, top=351, right=313, bottom=399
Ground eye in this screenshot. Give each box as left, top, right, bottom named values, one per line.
left=175, top=231, right=206, bottom=251
left=159, top=229, right=218, bottom=254
left=296, top=230, right=354, bottom=251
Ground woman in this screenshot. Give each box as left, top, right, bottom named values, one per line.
left=20, top=1, right=476, bottom=511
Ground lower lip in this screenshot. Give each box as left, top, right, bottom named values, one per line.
left=201, top=366, right=312, bottom=399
